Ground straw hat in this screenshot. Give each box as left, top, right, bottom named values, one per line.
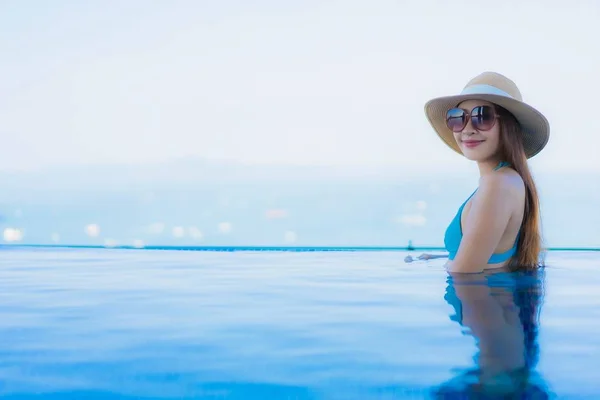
left=424, top=71, right=550, bottom=159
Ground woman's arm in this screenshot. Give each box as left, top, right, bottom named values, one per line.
left=445, top=174, right=516, bottom=273
left=419, top=254, right=448, bottom=260
left=404, top=253, right=448, bottom=263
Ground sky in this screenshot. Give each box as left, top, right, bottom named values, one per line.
left=1, top=0, right=599, bottom=174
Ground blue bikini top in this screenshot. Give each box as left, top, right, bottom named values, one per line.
left=444, top=161, right=520, bottom=264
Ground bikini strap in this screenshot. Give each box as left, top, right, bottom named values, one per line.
left=494, top=161, right=510, bottom=171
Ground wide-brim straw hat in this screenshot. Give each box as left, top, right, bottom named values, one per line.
left=424, top=71, right=550, bottom=159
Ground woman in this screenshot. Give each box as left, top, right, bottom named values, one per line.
left=406, top=72, right=550, bottom=273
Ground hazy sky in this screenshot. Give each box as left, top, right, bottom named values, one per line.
left=2, top=0, right=599, bottom=173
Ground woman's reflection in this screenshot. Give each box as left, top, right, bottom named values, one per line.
left=431, top=268, right=553, bottom=398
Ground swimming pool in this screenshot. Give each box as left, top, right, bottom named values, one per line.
left=1, top=247, right=598, bottom=399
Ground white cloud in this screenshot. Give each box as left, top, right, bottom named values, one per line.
left=218, top=222, right=232, bottom=234
left=3, top=228, right=23, bottom=242
left=265, top=209, right=288, bottom=219
left=85, top=224, right=100, bottom=237
left=172, top=226, right=185, bottom=238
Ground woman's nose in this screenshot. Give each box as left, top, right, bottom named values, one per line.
left=462, top=116, right=476, bottom=133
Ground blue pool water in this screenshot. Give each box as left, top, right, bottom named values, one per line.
left=1, top=247, right=599, bottom=399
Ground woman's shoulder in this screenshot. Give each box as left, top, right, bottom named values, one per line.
left=471, top=167, right=525, bottom=215
left=479, top=166, right=525, bottom=198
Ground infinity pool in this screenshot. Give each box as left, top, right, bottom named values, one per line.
left=1, top=247, right=598, bottom=399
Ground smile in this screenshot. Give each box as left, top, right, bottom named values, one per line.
left=462, top=140, right=484, bottom=148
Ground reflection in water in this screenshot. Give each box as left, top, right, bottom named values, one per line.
left=431, top=268, right=554, bottom=398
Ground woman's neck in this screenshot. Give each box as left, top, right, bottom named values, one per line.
left=477, top=158, right=504, bottom=177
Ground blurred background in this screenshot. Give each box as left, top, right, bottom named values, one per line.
left=1, top=0, right=598, bottom=248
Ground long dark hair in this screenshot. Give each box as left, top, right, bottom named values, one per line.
left=496, top=105, right=545, bottom=270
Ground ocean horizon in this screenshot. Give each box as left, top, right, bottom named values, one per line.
left=1, top=158, right=598, bottom=249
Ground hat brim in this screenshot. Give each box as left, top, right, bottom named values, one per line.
left=424, top=94, right=550, bottom=159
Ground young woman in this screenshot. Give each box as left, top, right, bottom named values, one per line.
left=406, top=72, right=550, bottom=273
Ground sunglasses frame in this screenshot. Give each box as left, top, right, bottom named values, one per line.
left=445, top=105, right=500, bottom=133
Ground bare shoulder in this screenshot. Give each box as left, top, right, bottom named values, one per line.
left=478, top=167, right=524, bottom=199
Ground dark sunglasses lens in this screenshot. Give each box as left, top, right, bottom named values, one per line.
left=472, top=106, right=496, bottom=131
left=446, top=108, right=466, bottom=132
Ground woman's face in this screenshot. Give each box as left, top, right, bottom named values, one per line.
left=451, top=99, right=502, bottom=162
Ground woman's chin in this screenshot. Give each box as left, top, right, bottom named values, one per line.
left=459, top=147, right=493, bottom=162
left=460, top=150, right=484, bottom=161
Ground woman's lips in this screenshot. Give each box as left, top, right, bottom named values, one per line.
left=462, top=140, right=484, bottom=148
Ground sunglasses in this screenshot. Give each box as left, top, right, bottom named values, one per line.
left=445, top=105, right=499, bottom=132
